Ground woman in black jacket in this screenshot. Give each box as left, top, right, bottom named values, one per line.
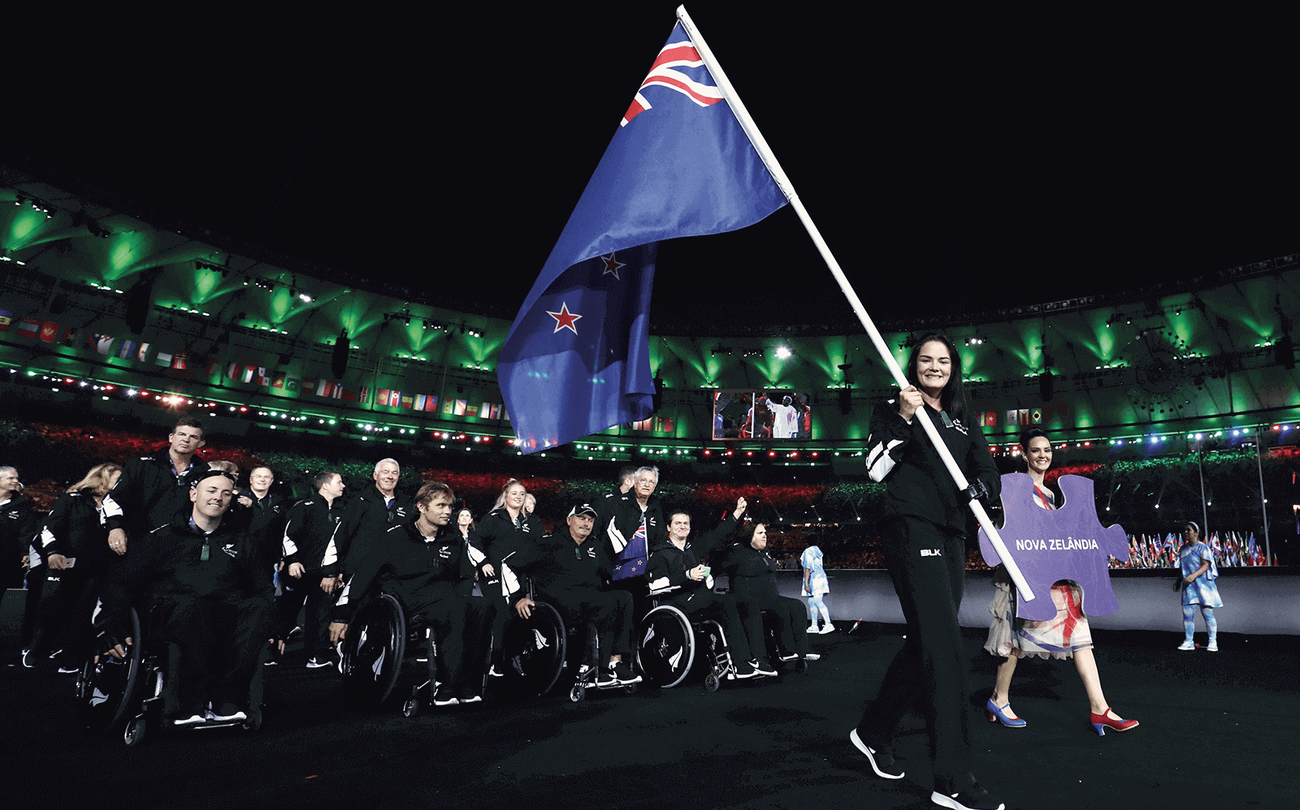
left=853, top=334, right=1005, bottom=810
left=27, top=463, right=121, bottom=670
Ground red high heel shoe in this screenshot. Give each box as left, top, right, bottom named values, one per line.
left=1089, top=708, right=1139, bottom=735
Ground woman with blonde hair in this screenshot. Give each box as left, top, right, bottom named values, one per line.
left=25, top=463, right=123, bottom=671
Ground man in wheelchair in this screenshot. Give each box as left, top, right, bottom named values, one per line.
left=645, top=497, right=775, bottom=679
left=328, top=481, right=495, bottom=707
left=498, top=502, right=641, bottom=687
left=715, top=522, right=818, bottom=665
left=94, top=470, right=274, bottom=727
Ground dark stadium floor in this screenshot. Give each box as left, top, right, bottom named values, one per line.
left=3, top=622, right=1295, bottom=810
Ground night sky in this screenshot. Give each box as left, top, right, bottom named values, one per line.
left=6, top=5, right=1296, bottom=330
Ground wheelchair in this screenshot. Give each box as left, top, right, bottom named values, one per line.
left=496, top=580, right=638, bottom=704
left=76, top=607, right=264, bottom=746
left=496, top=597, right=568, bottom=700
left=338, top=593, right=494, bottom=717
left=635, top=601, right=736, bottom=692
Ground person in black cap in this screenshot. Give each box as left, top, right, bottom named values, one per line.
left=498, top=502, right=640, bottom=686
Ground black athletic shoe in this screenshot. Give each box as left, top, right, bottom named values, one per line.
left=931, top=773, right=1005, bottom=810
left=849, top=729, right=904, bottom=779
left=751, top=659, right=777, bottom=677
left=597, top=664, right=619, bottom=686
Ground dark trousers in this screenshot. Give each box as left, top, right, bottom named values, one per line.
left=740, top=594, right=810, bottom=657
left=29, top=568, right=102, bottom=663
left=663, top=589, right=752, bottom=663
left=278, top=573, right=334, bottom=660
left=412, top=595, right=496, bottom=695
left=149, top=593, right=273, bottom=716
left=546, top=588, right=634, bottom=663
left=20, top=567, right=47, bottom=648
left=856, top=516, right=971, bottom=782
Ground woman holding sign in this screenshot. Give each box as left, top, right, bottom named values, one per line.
left=983, top=428, right=1139, bottom=736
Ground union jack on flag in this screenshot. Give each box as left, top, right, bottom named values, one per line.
left=621, top=39, right=723, bottom=126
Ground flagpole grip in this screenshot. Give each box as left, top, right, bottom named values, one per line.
left=678, top=3, right=1033, bottom=600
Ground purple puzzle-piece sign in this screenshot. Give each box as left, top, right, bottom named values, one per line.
left=978, top=473, right=1129, bottom=622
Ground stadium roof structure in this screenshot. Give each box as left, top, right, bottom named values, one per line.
left=2, top=164, right=1297, bottom=463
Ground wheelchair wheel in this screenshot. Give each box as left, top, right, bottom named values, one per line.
left=500, top=601, right=567, bottom=698
left=340, top=594, right=407, bottom=709
left=77, top=608, right=146, bottom=734
left=636, top=605, right=694, bottom=689
left=402, top=697, right=421, bottom=718
left=123, top=716, right=147, bottom=747
left=704, top=672, right=720, bottom=693
left=568, top=683, right=586, bottom=703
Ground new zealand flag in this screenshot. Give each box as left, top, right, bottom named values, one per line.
left=497, top=20, right=787, bottom=453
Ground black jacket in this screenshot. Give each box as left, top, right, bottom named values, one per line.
left=36, top=489, right=110, bottom=567
left=716, top=541, right=781, bottom=600
left=499, top=528, right=613, bottom=604
left=96, top=515, right=272, bottom=643
left=281, top=495, right=342, bottom=574
left=333, top=520, right=475, bottom=622
left=864, top=399, right=1000, bottom=533
left=1, top=493, right=39, bottom=566
left=102, top=449, right=212, bottom=534
left=600, top=491, right=666, bottom=580
left=467, top=507, right=543, bottom=585
left=646, top=513, right=738, bottom=596
left=324, top=486, right=413, bottom=577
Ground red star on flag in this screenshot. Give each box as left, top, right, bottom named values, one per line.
left=600, top=253, right=625, bottom=280
left=547, top=303, right=582, bottom=334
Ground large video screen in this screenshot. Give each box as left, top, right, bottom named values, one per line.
left=711, top=390, right=812, bottom=440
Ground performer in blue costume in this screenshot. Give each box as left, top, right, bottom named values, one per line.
left=982, top=429, right=1138, bottom=736
left=1176, top=520, right=1222, bottom=651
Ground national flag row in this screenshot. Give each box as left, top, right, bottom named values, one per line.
left=1, top=309, right=505, bottom=417
left=1115, top=532, right=1275, bottom=569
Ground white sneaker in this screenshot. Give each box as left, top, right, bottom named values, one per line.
left=1206, top=641, right=1219, bottom=652
left=820, top=624, right=837, bottom=634
left=807, top=624, right=819, bottom=634
left=1177, top=640, right=1195, bottom=651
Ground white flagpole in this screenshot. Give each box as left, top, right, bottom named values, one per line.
left=676, top=5, right=1034, bottom=600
